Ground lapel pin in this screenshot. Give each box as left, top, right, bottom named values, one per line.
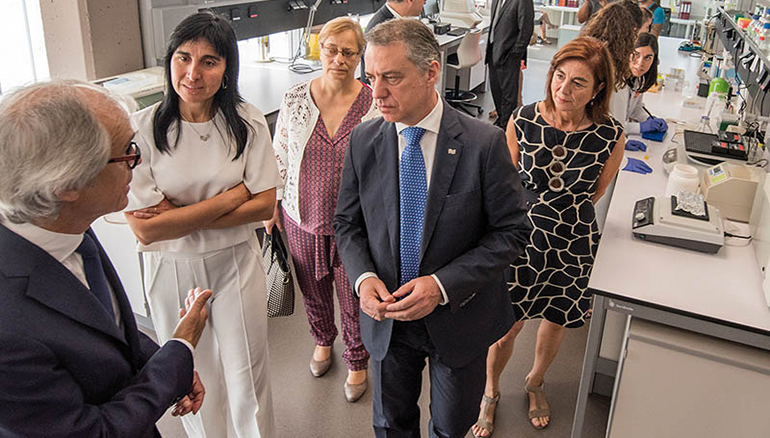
left=448, top=148, right=456, bottom=155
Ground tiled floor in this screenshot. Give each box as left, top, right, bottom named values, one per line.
left=151, top=36, right=613, bottom=438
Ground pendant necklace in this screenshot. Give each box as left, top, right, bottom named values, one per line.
left=185, top=118, right=214, bottom=142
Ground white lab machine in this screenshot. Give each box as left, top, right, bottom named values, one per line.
left=440, top=0, right=483, bottom=28
left=93, top=67, right=165, bottom=109
left=701, top=162, right=764, bottom=223
left=632, top=196, right=725, bottom=254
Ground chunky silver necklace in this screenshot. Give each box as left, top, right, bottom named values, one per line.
left=185, top=119, right=213, bottom=141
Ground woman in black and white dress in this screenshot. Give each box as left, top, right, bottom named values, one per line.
left=473, top=37, right=626, bottom=437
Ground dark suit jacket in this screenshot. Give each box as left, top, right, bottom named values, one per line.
left=486, top=0, right=534, bottom=65
left=334, top=103, right=532, bottom=368
left=0, top=225, right=194, bottom=438
left=360, top=4, right=396, bottom=84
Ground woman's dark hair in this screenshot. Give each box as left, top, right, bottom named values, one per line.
left=618, top=0, right=644, bottom=31
left=544, top=37, right=615, bottom=124
left=153, top=12, right=252, bottom=160
left=627, top=32, right=659, bottom=93
left=580, top=2, right=637, bottom=90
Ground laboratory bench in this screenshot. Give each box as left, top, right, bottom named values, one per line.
left=570, top=49, right=770, bottom=437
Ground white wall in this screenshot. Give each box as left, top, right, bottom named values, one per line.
left=40, top=0, right=144, bottom=81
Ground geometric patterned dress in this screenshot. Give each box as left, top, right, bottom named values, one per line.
left=507, top=102, right=623, bottom=328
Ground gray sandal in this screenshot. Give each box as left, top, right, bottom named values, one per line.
left=524, top=378, right=550, bottom=430
left=472, top=392, right=500, bottom=437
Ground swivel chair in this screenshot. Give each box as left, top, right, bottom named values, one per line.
left=445, top=28, right=484, bottom=117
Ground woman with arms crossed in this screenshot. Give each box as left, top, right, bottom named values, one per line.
left=125, top=12, right=279, bottom=437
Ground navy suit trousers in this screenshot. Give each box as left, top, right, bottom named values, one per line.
left=371, top=320, right=487, bottom=438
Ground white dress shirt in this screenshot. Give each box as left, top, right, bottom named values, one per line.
left=355, top=93, right=450, bottom=305
left=4, top=221, right=194, bottom=353
left=385, top=3, right=404, bottom=18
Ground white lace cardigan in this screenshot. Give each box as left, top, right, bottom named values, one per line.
left=272, top=80, right=380, bottom=225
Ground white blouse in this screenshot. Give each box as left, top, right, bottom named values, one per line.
left=127, top=102, right=281, bottom=253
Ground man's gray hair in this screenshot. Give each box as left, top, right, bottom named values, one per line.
left=0, top=81, right=115, bottom=223
left=366, top=18, right=441, bottom=73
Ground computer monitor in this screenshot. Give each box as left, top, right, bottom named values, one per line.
left=441, top=0, right=482, bottom=28
left=424, top=0, right=441, bottom=21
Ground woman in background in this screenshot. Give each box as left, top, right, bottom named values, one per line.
left=267, top=17, right=378, bottom=403
left=581, top=0, right=641, bottom=127
left=623, top=33, right=668, bottom=149
left=472, top=37, right=625, bottom=437
left=125, top=12, right=279, bottom=437
left=580, top=0, right=641, bottom=230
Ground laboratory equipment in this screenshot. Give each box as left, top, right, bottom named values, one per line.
left=632, top=196, right=725, bottom=254
left=662, top=147, right=678, bottom=175
left=683, top=130, right=749, bottom=165
left=93, top=67, right=164, bottom=109
left=701, top=162, right=764, bottom=222
left=440, top=0, right=482, bottom=28
left=665, top=164, right=700, bottom=197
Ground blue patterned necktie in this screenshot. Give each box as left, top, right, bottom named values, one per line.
left=76, top=234, right=115, bottom=320
left=399, top=126, right=427, bottom=286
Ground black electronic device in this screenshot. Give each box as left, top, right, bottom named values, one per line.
left=718, top=131, right=743, bottom=143
left=433, top=22, right=451, bottom=34
left=698, top=79, right=709, bottom=97
left=684, top=130, right=748, bottom=164
left=710, top=140, right=747, bottom=158
left=447, top=27, right=468, bottom=36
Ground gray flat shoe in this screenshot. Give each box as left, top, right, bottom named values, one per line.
left=310, top=356, right=332, bottom=377
left=344, top=379, right=368, bottom=402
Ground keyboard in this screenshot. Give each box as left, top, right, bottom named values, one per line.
left=447, top=27, right=468, bottom=36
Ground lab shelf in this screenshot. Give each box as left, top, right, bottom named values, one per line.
left=717, top=6, right=770, bottom=117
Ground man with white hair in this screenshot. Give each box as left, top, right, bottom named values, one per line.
left=0, top=81, right=211, bottom=437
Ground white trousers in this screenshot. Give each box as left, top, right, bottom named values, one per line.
left=143, top=236, right=275, bottom=438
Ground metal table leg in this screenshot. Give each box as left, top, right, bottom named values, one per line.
left=571, top=294, right=608, bottom=438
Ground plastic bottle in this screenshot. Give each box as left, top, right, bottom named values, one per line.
left=761, top=23, right=770, bottom=53
left=754, top=11, right=768, bottom=43
left=749, top=14, right=760, bottom=41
